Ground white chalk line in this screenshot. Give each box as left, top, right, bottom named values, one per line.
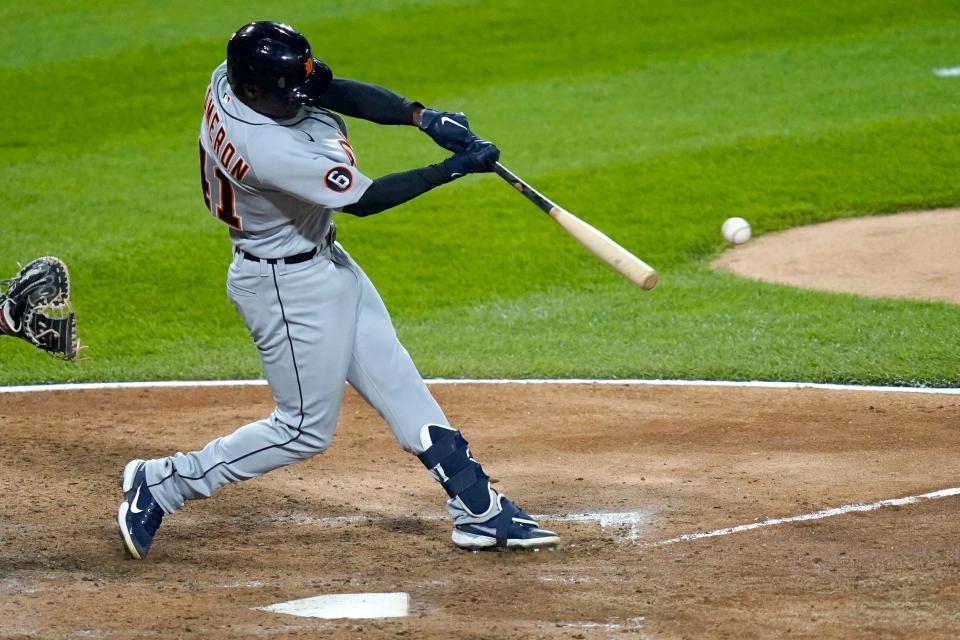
left=1, top=378, right=957, bottom=394
left=651, top=486, right=960, bottom=547
left=550, top=510, right=652, bottom=542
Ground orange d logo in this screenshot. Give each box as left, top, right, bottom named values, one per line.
left=304, top=57, right=314, bottom=78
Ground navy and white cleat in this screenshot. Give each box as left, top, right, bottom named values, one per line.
left=117, top=459, right=164, bottom=560
left=452, top=494, right=560, bottom=551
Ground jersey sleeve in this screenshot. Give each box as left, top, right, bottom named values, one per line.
left=254, top=133, right=373, bottom=209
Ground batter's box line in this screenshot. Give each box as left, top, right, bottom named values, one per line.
left=547, top=511, right=652, bottom=543
left=650, top=486, right=960, bottom=547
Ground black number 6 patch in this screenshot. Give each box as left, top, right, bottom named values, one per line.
left=325, top=166, right=353, bottom=192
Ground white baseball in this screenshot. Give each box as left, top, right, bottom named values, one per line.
left=721, top=217, right=751, bottom=244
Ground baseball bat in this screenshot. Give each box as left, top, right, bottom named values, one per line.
left=492, top=162, right=658, bottom=290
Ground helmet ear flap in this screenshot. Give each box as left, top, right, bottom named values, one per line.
left=293, top=58, right=333, bottom=105
left=312, top=59, right=333, bottom=94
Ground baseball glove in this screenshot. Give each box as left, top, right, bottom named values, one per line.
left=0, top=256, right=79, bottom=360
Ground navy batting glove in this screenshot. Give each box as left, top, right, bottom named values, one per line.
left=440, top=139, right=501, bottom=180
left=419, top=109, right=478, bottom=152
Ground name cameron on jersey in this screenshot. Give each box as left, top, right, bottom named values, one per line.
left=202, top=84, right=251, bottom=181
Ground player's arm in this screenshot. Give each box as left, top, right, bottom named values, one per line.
left=341, top=140, right=499, bottom=217
left=312, top=77, right=419, bottom=125
left=311, top=77, right=477, bottom=151
left=255, top=132, right=498, bottom=217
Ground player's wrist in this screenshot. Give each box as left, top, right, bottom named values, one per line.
left=438, top=156, right=469, bottom=182
left=438, top=140, right=500, bottom=180
left=411, top=102, right=425, bottom=127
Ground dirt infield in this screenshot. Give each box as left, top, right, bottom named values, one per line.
left=712, top=209, right=960, bottom=305
left=1, top=383, right=959, bottom=639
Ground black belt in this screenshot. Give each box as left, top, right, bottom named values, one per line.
left=237, top=246, right=318, bottom=265
left=236, top=224, right=335, bottom=265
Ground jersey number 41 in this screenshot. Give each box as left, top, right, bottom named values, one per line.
left=199, top=140, right=242, bottom=230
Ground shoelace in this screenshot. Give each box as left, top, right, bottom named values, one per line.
left=138, top=500, right=164, bottom=536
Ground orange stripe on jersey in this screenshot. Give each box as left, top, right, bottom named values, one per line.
left=338, top=133, right=357, bottom=166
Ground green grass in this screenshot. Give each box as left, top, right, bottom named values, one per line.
left=1, top=0, right=958, bottom=385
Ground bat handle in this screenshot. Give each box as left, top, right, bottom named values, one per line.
left=492, top=162, right=557, bottom=215
left=492, top=161, right=519, bottom=184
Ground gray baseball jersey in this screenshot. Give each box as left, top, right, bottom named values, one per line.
left=198, top=62, right=370, bottom=257
left=142, top=63, right=494, bottom=526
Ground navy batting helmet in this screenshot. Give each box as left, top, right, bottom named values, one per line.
left=226, top=21, right=333, bottom=118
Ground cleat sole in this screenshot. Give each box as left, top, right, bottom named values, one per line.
left=117, top=501, right=143, bottom=560
left=453, top=528, right=560, bottom=551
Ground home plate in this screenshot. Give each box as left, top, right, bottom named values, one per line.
left=258, top=592, right=410, bottom=619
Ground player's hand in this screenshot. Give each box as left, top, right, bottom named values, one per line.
left=419, top=109, right=478, bottom=152
left=441, top=140, right=501, bottom=179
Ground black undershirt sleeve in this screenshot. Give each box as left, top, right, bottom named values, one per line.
left=318, top=76, right=452, bottom=216
left=312, top=77, right=421, bottom=125
left=342, top=164, right=454, bottom=217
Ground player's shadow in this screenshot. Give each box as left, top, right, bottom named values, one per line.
left=369, top=515, right=439, bottom=537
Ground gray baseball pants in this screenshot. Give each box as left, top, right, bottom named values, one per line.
left=143, top=241, right=456, bottom=516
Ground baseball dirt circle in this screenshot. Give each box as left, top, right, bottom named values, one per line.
left=712, top=208, right=960, bottom=305
left=1, top=210, right=958, bottom=639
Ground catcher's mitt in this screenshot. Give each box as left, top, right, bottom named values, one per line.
left=0, top=256, right=79, bottom=360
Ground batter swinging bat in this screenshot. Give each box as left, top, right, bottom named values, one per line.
left=492, top=162, right=658, bottom=290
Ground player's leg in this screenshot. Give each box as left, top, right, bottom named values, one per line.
left=335, top=247, right=448, bottom=454
left=149, top=254, right=359, bottom=509
left=337, top=246, right=558, bottom=549
left=118, top=251, right=359, bottom=558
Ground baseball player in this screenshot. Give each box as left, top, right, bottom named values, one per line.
left=117, top=21, right=559, bottom=559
